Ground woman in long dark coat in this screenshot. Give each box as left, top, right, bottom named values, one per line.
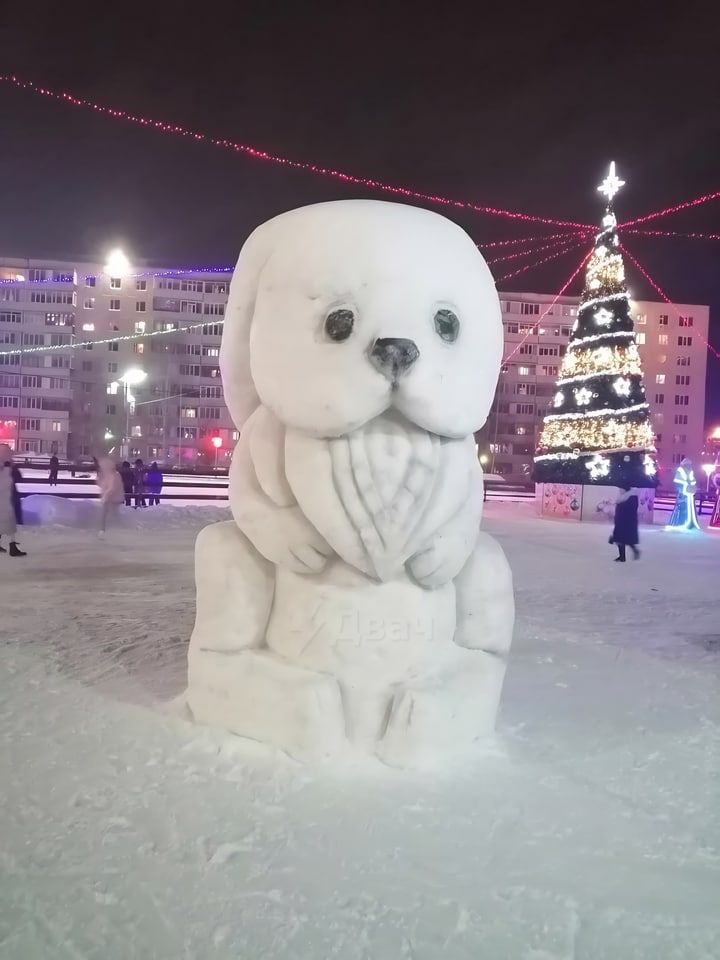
left=609, top=484, right=640, bottom=562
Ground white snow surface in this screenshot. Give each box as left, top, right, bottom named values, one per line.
left=2, top=502, right=719, bottom=958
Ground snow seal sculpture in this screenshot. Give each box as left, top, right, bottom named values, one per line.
left=186, top=200, right=514, bottom=767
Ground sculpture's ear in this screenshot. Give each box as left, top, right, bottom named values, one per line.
left=220, top=221, right=274, bottom=430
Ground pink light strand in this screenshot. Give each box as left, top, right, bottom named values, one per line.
left=626, top=227, right=720, bottom=241
left=621, top=189, right=720, bottom=228
left=488, top=232, right=590, bottom=266
left=480, top=231, right=581, bottom=250
left=619, top=243, right=720, bottom=360
left=502, top=250, right=592, bottom=363
left=495, top=239, right=588, bottom=283
left=0, top=74, right=595, bottom=231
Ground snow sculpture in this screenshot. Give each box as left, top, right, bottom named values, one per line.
left=186, top=200, right=514, bottom=767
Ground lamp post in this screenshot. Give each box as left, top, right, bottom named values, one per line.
left=118, top=367, right=147, bottom=460
left=211, top=434, right=223, bottom=471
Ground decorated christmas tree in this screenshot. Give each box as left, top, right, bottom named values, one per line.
left=534, top=163, right=658, bottom=488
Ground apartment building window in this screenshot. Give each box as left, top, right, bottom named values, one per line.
left=517, top=366, right=534, bottom=376
left=181, top=280, right=204, bottom=293
left=658, top=314, right=668, bottom=326
left=658, top=354, right=667, bottom=364
left=108, top=341, right=119, bottom=352
left=676, top=375, right=690, bottom=385
left=84, top=298, right=95, bottom=310
left=505, top=323, right=519, bottom=334
left=20, top=418, right=40, bottom=431
left=81, top=361, right=93, bottom=373
left=85, top=276, right=96, bottom=288
left=199, top=406, right=221, bottom=420
left=134, top=343, right=144, bottom=355
left=203, top=302, right=225, bottom=317
left=658, top=334, right=668, bottom=346
left=231, top=430, right=240, bottom=441
left=518, top=323, right=536, bottom=334
left=180, top=300, right=203, bottom=315
left=136, top=301, right=147, bottom=312
left=180, top=364, right=200, bottom=377
left=131, top=426, right=142, bottom=437
left=655, top=374, right=665, bottom=384
left=635, top=313, right=647, bottom=325
left=678, top=335, right=692, bottom=347
left=0, top=355, right=20, bottom=367
left=24, top=397, right=42, bottom=410
left=107, top=382, right=119, bottom=394
left=45, top=312, right=74, bottom=326
left=202, top=346, right=220, bottom=357
left=49, top=356, right=70, bottom=369
left=0, top=311, right=21, bottom=324
left=22, top=375, right=40, bottom=388
left=176, top=427, right=198, bottom=439
left=205, top=282, right=228, bottom=295
left=654, top=394, right=664, bottom=404
left=636, top=333, right=646, bottom=344
left=514, top=403, right=535, bottom=415
left=673, top=433, right=687, bottom=444
left=656, top=433, right=663, bottom=443
left=0, top=332, right=15, bottom=345
left=674, top=395, right=689, bottom=406
left=0, top=396, right=19, bottom=409
left=674, top=414, right=688, bottom=425
left=109, top=299, right=121, bottom=311
left=679, top=316, right=693, bottom=327
left=23, top=333, right=44, bottom=346
left=0, top=374, right=19, bottom=387
left=135, top=279, right=147, bottom=291
left=181, top=407, right=198, bottom=418
left=30, top=290, right=76, bottom=306
left=539, top=346, right=559, bottom=356
left=1, top=289, right=20, bottom=303
left=677, top=356, right=691, bottom=366
left=110, top=278, right=122, bottom=290
left=514, top=383, right=536, bottom=396
left=202, top=323, right=223, bottom=337
left=108, top=363, right=118, bottom=373
left=82, top=382, right=92, bottom=393
left=671, top=453, right=684, bottom=464
left=51, top=421, right=63, bottom=433
left=200, top=385, right=223, bottom=399
left=520, top=303, right=540, bottom=315
left=163, top=322, right=179, bottom=331
left=82, top=323, right=95, bottom=332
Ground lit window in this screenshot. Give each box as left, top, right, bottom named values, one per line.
left=655, top=374, right=665, bottom=384
left=82, top=322, right=95, bottom=332
left=134, top=343, right=144, bottom=354
left=635, top=313, right=647, bottom=325
left=131, top=425, right=142, bottom=437
left=109, top=299, right=120, bottom=311
left=518, top=366, right=530, bottom=376
left=134, top=321, right=146, bottom=334
left=51, top=421, right=63, bottom=432
left=107, top=382, right=119, bottom=395
left=658, top=334, right=668, bottom=346
left=636, top=333, right=646, bottom=344
left=182, top=407, right=197, bottom=418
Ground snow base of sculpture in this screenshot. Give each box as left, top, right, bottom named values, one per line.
left=535, top=483, right=655, bottom=524
left=186, top=521, right=512, bottom=769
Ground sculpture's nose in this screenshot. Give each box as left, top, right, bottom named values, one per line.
left=369, top=338, right=420, bottom=382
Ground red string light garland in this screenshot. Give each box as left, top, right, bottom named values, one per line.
left=621, top=189, right=720, bottom=228
left=487, top=233, right=589, bottom=265
left=626, top=227, right=720, bottom=241
left=502, top=251, right=592, bottom=362
left=495, top=240, right=589, bottom=283
left=0, top=74, right=595, bottom=231
left=618, top=243, right=720, bottom=360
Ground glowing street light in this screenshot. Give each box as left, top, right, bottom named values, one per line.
left=104, top=248, right=131, bottom=277
left=211, top=434, right=223, bottom=470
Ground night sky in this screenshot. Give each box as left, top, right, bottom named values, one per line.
left=1, top=2, right=719, bottom=417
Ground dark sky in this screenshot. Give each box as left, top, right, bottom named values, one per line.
left=1, top=1, right=720, bottom=416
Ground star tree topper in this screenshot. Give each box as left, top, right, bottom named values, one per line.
left=598, top=161, right=625, bottom=204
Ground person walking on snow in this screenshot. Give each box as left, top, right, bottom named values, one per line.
left=96, top=458, right=124, bottom=538
left=119, top=461, right=135, bottom=507
left=609, top=483, right=640, bottom=562
left=133, top=458, right=147, bottom=509
left=48, top=453, right=59, bottom=486
left=0, top=443, right=26, bottom=556
left=146, top=461, right=163, bottom=506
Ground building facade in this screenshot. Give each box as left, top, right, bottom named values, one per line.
left=0, top=259, right=710, bottom=479
left=0, top=256, right=235, bottom=468
left=488, top=292, right=710, bottom=487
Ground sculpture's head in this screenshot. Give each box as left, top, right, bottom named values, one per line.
left=221, top=200, right=503, bottom=439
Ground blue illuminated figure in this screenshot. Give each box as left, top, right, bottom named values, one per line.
left=666, top=458, right=700, bottom=530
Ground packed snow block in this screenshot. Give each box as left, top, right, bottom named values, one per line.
left=21, top=494, right=98, bottom=528
left=186, top=199, right=515, bottom=768
left=187, top=648, right=346, bottom=761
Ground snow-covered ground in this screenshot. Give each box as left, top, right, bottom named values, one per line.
left=2, top=503, right=719, bottom=959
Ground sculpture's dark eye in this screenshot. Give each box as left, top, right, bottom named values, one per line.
left=434, top=308, right=459, bottom=342
left=324, top=308, right=355, bottom=342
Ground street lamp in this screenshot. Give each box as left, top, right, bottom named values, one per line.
left=104, top=248, right=131, bottom=277
left=211, top=435, right=223, bottom=471
left=119, top=368, right=147, bottom=459
left=702, top=463, right=715, bottom=494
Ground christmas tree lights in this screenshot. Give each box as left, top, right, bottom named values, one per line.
left=533, top=163, right=658, bottom=488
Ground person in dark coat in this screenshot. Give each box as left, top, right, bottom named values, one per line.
left=133, top=458, right=147, bottom=509
left=146, top=462, right=163, bottom=506
left=48, top=454, right=59, bottom=486
left=0, top=443, right=25, bottom=556
left=609, top=484, right=640, bottom=562
left=119, top=461, right=135, bottom=507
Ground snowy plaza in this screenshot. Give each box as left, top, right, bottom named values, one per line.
left=2, top=501, right=719, bottom=959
